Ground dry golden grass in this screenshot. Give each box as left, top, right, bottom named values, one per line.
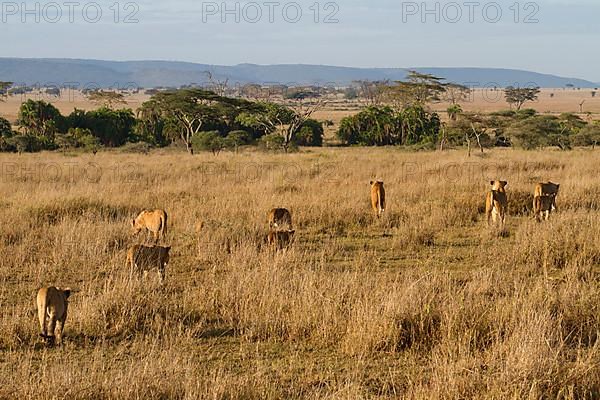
left=0, top=147, right=598, bottom=399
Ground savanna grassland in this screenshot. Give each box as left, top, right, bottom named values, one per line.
left=3, top=88, right=600, bottom=123
left=0, top=147, right=599, bottom=399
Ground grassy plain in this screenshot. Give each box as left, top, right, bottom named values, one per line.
left=2, top=88, right=600, bottom=123
left=0, top=147, right=598, bottom=398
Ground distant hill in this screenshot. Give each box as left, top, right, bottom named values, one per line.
left=0, top=58, right=597, bottom=89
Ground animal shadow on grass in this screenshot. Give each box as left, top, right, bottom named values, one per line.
left=485, top=227, right=510, bottom=239
left=195, top=323, right=236, bottom=339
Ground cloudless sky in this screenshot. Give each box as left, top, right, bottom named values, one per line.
left=2, top=0, right=598, bottom=81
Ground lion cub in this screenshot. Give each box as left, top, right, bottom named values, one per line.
left=37, top=286, right=71, bottom=345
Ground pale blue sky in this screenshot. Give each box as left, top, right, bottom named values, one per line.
left=2, top=0, right=598, bottom=81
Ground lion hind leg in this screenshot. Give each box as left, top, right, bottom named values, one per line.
left=38, top=304, right=47, bottom=338
left=55, top=316, right=66, bottom=345
left=47, top=312, right=57, bottom=342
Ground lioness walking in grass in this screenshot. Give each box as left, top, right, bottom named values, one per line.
left=131, top=209, right=168, bottom=244
left=126, top=244, right=171, bottom=283
left=37, top=286, right=71, bottom=346
left=486, top=180, right=508, bottom=228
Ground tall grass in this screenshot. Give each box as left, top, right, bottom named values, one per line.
left=0, top=148, right=598, bottom=399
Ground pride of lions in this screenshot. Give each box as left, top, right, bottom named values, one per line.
left=36, top=179, right=559, bottom=346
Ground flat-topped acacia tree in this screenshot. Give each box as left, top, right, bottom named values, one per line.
left=504, top=86, right=541, bottom=110
left=138, top=88, right=256, bottom=154
left=236, top=99, right=324, bottom=153
left=86, top=90, right=127, bottom=109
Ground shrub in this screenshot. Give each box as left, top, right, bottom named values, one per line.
left=192, top=131, right=228, bottom=155
left=507, top=115, right=568, bottom=150
left=337, top=105, right=440, bottom=146
left=0, top=117, right=12, bottom=138
left=571, top=124, right=600, bottom=147
left=337, top=106, right=400, bottom=146
left=4, top=134, right=47, bottom=153
left=118, top=141, right=153, bottom=154
left=66, top=107, right=136, bottom=147
left=295, top=119, right=324, bottom=147
left=56, top=128, right=102, bottom=152
left=226, top=130, right=252, bottom=148
left=17, top=99, right=65, bottom=137
left=259, top=133, right=287, bottom=151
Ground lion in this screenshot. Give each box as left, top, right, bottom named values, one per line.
left=370, top=181, right=385, bottom=218
left=533, top=194, right=556, bottom=222
left=37, top=286, right=71, bottom=345
left=126, top=244, right=171, bottom=283
left=267, top=229, right=295, bottom=250
left=534, top=182, right=560, bottom=212
left=267, top=208, right=292, bottom=229
left=485, top=180, right=508, bottom=227
left=131, top=209, right=168, bottom=243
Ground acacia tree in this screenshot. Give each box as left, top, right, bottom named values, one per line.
left=384, top=71, right=447, bottom=108
left=282, top=100, right=324, bottom=151
left=204, top=71, right=229, bottom=96
left=352, top=80, right=388, bottom=105
left=236, top=99, right=324, bottom=152
left=443, top=83, right=471, bottom=105
left=140, top=89, right=256, bottom=154
left=0, top=81, right=12, bottom=101
left=140, top=89, right=222, bottom=154
left=504, top=86, right=540, bottom=110
left=444, top=112, right=492, bottom=155
left=464, top=114, right=489, bottom=155
left=241, top=84, right=267, bottom=101
left=87, top=90, right=127, bottom=109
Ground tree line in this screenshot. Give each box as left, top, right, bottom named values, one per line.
left=337, top=73, right=600, bottom=150
left=0, top=89, right=324, bottom=154
left=1, top=76, right=599, bottom=153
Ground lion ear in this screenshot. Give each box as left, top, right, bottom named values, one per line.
left=63, top=288, right=71, bottom=298
left=370, top=181, right=374, bottom=185
left=490, top=180, right=495, bottom=186
left=501, top=181, right=508, bottom=188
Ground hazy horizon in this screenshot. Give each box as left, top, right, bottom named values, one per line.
left=2, top=0, right=598, bottom=81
